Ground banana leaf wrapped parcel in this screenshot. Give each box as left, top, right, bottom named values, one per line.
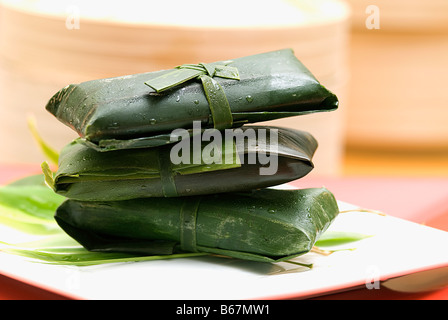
left=54, top=187, right=339, bottom=262
left=45, top=49, right=338, bottom=151
left=43, top=126, right=318, bottom=201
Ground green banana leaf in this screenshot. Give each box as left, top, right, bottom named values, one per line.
left=43, top=126, right=318, bottom=201
left=54, top=187, right=339, bottom=263
left=0, top=183, right=63, bottom=235
left=0, top=175, right=368, bottom=266
left=45, top=49, right=338, bottom=151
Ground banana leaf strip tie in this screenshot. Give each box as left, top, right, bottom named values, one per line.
left=45, top=49, right=338, bottom=151
left=43, top=126, right=318, bottom=201
left=54, top=188, right=339, bottom=262
left=145, top=62, right=239, bottom=131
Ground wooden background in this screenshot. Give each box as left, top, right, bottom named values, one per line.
left=1, top=0, right=447, bottom=177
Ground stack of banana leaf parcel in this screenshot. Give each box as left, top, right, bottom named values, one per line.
left=43, top=49, right=340, bottom=263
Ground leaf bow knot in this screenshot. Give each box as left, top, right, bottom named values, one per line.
left=144, top=62, right=240, bottom=130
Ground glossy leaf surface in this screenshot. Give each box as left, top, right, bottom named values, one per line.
left=46, top=49, right=338, bottom=150
left=45, top=126, right=318, bottom=201
left=54, top=188, right=339, bottom=262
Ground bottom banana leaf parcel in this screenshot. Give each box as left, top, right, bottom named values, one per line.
left=54, top=188, right=339, bottom=263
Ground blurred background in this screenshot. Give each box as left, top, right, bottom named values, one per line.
left=0, top=0, right=447, bottom=177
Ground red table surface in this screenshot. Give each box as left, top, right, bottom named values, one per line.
left=0, top=164, right=447, bottom=300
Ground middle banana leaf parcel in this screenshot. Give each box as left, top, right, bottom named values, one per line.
left=45, top=49, right=338, bottom=151
left=44, top=126, right=318, bottom=201
left=54, top=188, right=339, bottom=263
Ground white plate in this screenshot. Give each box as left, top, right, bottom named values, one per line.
left=1, top=200, right=447, bottom=300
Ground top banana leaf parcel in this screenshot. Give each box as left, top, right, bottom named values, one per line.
left=45, top=49, right=338, bottom=151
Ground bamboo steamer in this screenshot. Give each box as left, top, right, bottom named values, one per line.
left=0, top=0, right=350, bottom=175
left=345, top=0, right=448, bottom=150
